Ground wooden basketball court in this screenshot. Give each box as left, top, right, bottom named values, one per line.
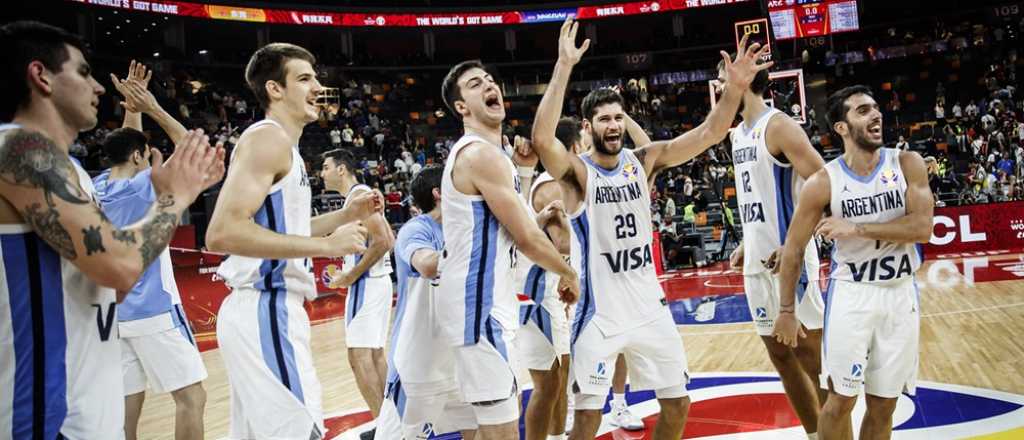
left=135, top=252, right=1024, bottom=439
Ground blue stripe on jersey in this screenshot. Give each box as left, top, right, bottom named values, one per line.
left=823, top=250, right=838, bottom=364
left=795, top=268, right=809, bottom=303
left=2, top=233, right=67, bottom=439
left=258, top=289, right=305, bottom=403
left=386, top=268, right=411, bottom=369
left=571, top=212, right=595, bottom=348
left=484, top=318, right=509, bottom=361
left=463, top=201, right=499, bottom=346
left=254, top=191, right=288, bottom=291
left=386, top=377, right=407, bottom=418
left=346, top=254, right=366, bottom=322
left=173, top=304, right=195, bottom=347
left=519, top=265, right=546, bottom=326
left=582, top=154, right=624, bottom=177
left=837, top=150, right=887, bottom=184
left=773, top=165, right=795, bottom=243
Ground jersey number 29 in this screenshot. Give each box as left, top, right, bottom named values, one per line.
left=615, top=213, right=638, bottom=239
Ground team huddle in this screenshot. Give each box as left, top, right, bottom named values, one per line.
left=0, top=16, right=931, bottom=440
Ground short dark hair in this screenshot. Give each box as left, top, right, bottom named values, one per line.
left=555, top=117, right=582, bottom=150
left=717, top=56, right=771, bottom=97
left=410, top=164, right=443, bottom=212
left=101, top=128, right=148, bottom=165
left=321, top=148, right=360, bottom=175
left=826, top=85, right=875, bottom=148
left=0, top=21, right=87, bottom=121
left=581, top=88, right=624, bottom=121
left=441, top=60, right=486, bottom=119
left=245, top=43, right=316, bottom=110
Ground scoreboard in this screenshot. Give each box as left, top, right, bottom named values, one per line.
left=768, top=0, right=859, bottom=40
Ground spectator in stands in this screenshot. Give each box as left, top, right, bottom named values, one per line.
left=664, top=191, right=677, bottom=220
left=342, top=123, right=354, bottom=146
left=952, top=101, right=963, bottom=118
left=330, top=127, right=342, bottom=147
left=998, top=152, right=1015, bottom=176
left=967, top=101, right=979, bottom=118
left=896, top=135, right=910, bottom=150
left=683, top=176, right=694, bottom=199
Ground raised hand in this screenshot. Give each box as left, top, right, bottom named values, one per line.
left=720, top=33, right=774, bottom=91
left=110, top=60, right=153, bottom=113
left=150, top=129, right=221, bottom=205
left=111, top=78, right=160, bottom=115
left=557, top=17, right=591, bottom=67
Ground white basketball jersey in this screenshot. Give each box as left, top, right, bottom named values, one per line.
left=438, top=134, right=519, bottom=346
left=0, top=124, right=122, bottom=439
left=572, top=150, right=665, bottom=340
left=730, top=108, right=820, bottom=280
left=342, top=184, right=392, bottom=278
left=517, top=173, right=563, bottom=325
left=217, top=119, right=316, bottom=300
left=824, top=148, right=923, bottom=283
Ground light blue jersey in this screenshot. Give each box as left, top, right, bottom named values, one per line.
left=386, top=214, right=457, bottom=412
left=93, top=168, right=192, bottom=339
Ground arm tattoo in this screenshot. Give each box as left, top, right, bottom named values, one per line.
left=0, top=129, right=93, bottom=260
left=82, top=225, right=106, bottom=255
left=138, top=197, right=181, bottom=268
left=0, top=130, right=92, bottom=206
left=112, top=229, right=137, bottom=245
left=22, top=203, right=77, bottom=259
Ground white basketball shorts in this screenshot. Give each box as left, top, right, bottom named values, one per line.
left=571, top=308, right=689, bottom=410
left=517, top=298, right=571, bottom=371
left=454, top=317, right=520, bottom=425
left=345, top=275, right=394, bottom=349
left=377, top=378, right=478, bottom=439
left=122, top=320, right=207, bottom=395
left=822, top=277, right=920, bottom=398
left=217, top=287, right=324, bottom=439
left=744, top=270, right=825, bottom=336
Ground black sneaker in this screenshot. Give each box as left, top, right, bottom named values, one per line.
left=360, top=428, right=375, bottom=440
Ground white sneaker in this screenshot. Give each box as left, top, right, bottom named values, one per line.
left=610, top=403, right=644, bottom=431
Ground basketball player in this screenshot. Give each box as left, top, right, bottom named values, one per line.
left=0, top=21, right=223, bottom=438
left=376, top=164, right=479, bottom=440
left=773, top=85, right=932, bottom=440
left=438, top=59, right=580, bottom=440
left=319, top=148, right=395, bottom=437
left=577, top=104, right=652, bottom=434
left=97, top=62, right=206, bottom=440
left=714, top=55, right=828, bottom=438
left=205, top=43, right=380, bottom=439
left=532, top=19, right=770, bottom=439
left=519, top=117, right=585, bottom=440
